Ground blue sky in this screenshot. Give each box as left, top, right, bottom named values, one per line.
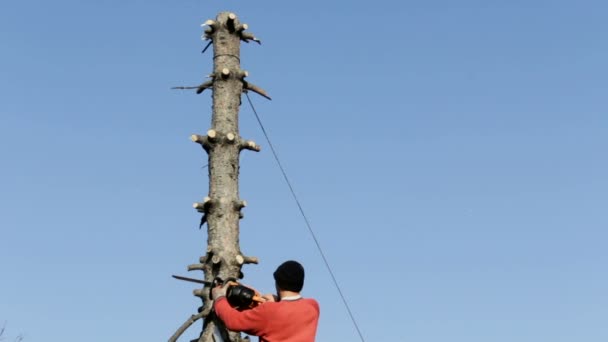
left=1, top=1, right=607, bottom=341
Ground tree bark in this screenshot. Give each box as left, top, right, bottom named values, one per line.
left=200, top=11, right=245, bottom=342
left=170, top=11, right=263, bottom=342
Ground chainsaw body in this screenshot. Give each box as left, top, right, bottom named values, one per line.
left=215, top=278, right=264, bottom=310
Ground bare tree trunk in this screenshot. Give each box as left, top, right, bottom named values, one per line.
left=199, top=11, right=246, bottom=342
left=170, top=11, right=266, bottom=342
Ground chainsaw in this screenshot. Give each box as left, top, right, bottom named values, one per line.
left=172, top=275, right=265, bottom=310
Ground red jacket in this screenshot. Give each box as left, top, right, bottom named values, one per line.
left=214, top=296, right=320, bottom=342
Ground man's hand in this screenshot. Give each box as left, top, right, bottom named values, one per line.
left=211, top=283, right=230, bottom=300
left=261, top=294, right=278, bottom=302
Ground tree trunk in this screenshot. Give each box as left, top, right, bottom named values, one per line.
left=199, top=11, right=246, bottom=342
left=169, top=11, right=264, bottom=342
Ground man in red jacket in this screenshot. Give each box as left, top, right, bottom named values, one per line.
left=212, top=260, right=320, bottom=342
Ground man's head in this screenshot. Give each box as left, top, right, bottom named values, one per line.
left=273, top=260, right=305, bottom=293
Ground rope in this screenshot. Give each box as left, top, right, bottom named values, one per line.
left=244, top=93, right=366, bottom=342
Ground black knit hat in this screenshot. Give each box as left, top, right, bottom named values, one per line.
left=273, top=260, right=305, bottom=292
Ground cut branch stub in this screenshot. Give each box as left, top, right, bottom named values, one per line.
left=207, top=129, right=218, bottom=142
left=236, top=23, right=248, bottom=33
left=193, top=289, right=205, bottom=298
left=211, top=255, right=222, bottom=265
left=193, top=196, right=213, bottom=212
left=190, top=134, right=212, bottom=152
left=188, top=263, right=206, bottom=271
left=240, top=140, right=261, bottom=152
left=243, top=81, right=271, bottom=100
left=233, top=199, right=247, bottom=211
left=236, top=69, right=249, bottom=79
left=171, top=78, right=214, bottom=94
left=221, top=68, right=231, bottom=79
left=235, top=255, right=259, bottom=265
left=196, top=80, right=214, bottom=94
left=202, top=19, right=218, bottom=34
left=240, top=32, right=261, bottom=45
left=195, top=130, right=240, bottom=145
left=226, top=13, right=237, bottom=32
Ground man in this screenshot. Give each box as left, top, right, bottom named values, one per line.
left=212, top=260, right=320, bottom=342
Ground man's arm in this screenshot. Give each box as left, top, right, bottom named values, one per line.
left=214, top=297, right=268, bottom=336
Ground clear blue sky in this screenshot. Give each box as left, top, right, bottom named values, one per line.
left=1, top=1, right=607, bottom=341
